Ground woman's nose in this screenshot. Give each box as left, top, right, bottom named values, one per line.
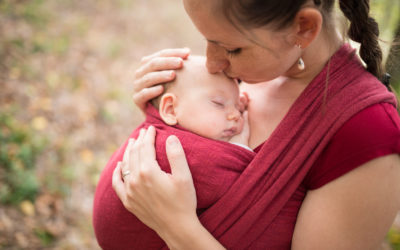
left=206, top=44, right=229, bottom=74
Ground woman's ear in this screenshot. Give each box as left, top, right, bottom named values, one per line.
left=292, top=7, right=323, bottom=48
left=159, top=93, right=178, bottom=125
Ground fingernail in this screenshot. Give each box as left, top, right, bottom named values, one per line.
left=167, top=70, right=175, bottom=77
left=176, top=56, right=184, bottom=62
left=154, top=85, right=164, bottom=92
left=167, top=135, right=179, bottom=145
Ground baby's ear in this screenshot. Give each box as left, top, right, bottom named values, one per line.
left=159, top=93, right=178, bottom=125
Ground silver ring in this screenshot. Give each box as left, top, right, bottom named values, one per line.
left=122, top=170, right=131, bottom=178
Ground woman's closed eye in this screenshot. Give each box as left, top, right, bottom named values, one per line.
left=225, top=48, right=242, bottom=57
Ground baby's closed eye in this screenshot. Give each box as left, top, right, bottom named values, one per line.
left=211, top=98, right=225, bottom=107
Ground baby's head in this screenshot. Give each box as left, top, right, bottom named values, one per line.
left=152, top=55, right=243, bottom=142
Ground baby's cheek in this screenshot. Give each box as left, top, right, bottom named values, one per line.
left=206, top=120, right=220, bottom=136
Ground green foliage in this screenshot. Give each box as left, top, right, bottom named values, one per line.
left=34, top=228, right=55, bottom=246
left=387, top=227, right=400, bottom=250
left=0, top=113, right=46, bottom=204
left=0, top=0, right=49, bottom=28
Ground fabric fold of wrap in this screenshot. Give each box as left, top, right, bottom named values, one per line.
left=93, top=105, right=255, bottom=250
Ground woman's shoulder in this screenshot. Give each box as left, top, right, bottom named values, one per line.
left=304, top=102, right=400, bottom=189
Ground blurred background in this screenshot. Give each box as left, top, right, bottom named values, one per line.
left=0, top=0, right=399, bottom=249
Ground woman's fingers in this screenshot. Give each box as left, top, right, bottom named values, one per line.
left=142, top=126, right=157, bottom=161
left=133, top=57, right=183, bottom=110
left=133, top=85, right=164, bottom=111
left=132, top=48, right=190, bottom=111
left=112, top=162, right=127, bottom=201
left=133, top=70, right=175, bottom=93
left=165, top=135, right=192, bottom=181
left=141, top=48, right=190, bottom=63
left=134, top=57, right=183, bottom=80
left=123, top=138, right=134, bottom=162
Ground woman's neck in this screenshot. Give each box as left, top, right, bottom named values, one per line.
left=243, top=30, right=344, bottom=148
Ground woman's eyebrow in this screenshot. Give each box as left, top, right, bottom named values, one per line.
left=207, top=39, right=233, bottom=47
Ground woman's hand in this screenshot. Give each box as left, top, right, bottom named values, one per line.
left=112, top=126, right=197, bottom=236
left=112, top=127, right=226, bottom=249
left=133, top=48, right=190, bottom=111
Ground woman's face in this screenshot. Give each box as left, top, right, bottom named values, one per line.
left=183, top=0, right=301, bottom=83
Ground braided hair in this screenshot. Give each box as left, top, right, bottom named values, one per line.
left=221, top=0, right=389, bottom=87
left=338, top=0, right=385, bottom=82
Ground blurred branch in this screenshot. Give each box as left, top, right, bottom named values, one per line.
left=385, top=18, right=400, bottom=90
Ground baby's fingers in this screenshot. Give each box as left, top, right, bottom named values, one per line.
left=239, top=92, right=250, bottom=112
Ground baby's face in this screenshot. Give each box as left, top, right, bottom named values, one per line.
left=173, top=57, right=243, bottom=141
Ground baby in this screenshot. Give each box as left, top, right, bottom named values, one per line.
left=93, top=56, right=254, bottom=250
left=149, top=55, right=250, bottom=148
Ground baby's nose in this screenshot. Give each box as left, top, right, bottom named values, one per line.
left=227, top=109, right=240, bottom=121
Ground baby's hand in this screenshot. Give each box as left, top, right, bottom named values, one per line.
left=229, top=111, right=250, bottom=147
left=238, top=92, right=249, bottom=113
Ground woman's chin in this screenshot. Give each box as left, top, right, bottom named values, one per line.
left=241, top=79, right=266, bottom=84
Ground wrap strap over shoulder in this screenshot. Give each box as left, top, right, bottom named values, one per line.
left=193, top=44, right=397, bottom=249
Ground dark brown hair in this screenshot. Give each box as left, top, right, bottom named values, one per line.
left=222, top=0, right=387, bottom=85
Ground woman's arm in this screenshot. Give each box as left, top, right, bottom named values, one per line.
left=292, top=154, right=400, bottom=249
left=112, top=127, right=225, bottom=250
left=132, top=48, right=190, bottom=111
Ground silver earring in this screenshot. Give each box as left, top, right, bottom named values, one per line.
left=295, top=43, right=305, bottom=71
left=298, top=57, right=305, bottom=70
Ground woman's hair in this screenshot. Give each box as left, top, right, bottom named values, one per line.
left=222, top=0, right=386, bottom=84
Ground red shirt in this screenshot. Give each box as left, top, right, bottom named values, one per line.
left=304, top=102, right=400, bottom=189
left=250, top=102, right=400, bottom=249
left=93, top=102, right=400, bottom=249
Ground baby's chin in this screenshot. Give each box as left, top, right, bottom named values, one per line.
left=218, top=129, right=243, bottom=142
left=196, top=129, right=243, bottom=142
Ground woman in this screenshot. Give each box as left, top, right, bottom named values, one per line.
left=109, top=0, right=400, bottom=249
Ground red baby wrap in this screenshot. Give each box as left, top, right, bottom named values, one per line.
left=93, top=105, right=255, bottom=249
left=93, top=44, right=397, bottom=249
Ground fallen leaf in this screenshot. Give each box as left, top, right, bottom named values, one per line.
left=80, top=149, right=94, bottom=164
left=15, top=232, right=28, bottom=248
left=31, top=116, right=48, bottom=131
left=20, top=200, right=35, bottom=216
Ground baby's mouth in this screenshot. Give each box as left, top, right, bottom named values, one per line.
left=222, top=127, right=238, bottom=137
